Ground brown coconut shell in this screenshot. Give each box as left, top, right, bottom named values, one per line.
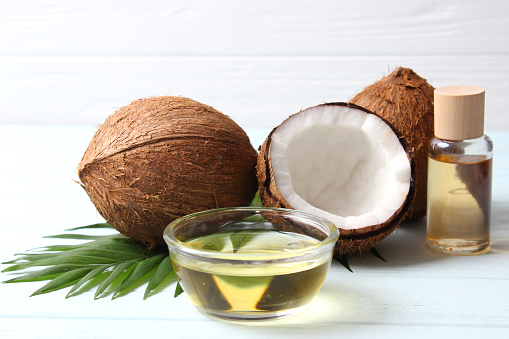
left=350, top=67, right=434, bottom=220
left=256, top=102, right=416, bottom=257
left=78, top=96, right=258, bottom=249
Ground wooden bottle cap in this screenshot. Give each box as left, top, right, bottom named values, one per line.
left=434, top=85, right=485, bottom=140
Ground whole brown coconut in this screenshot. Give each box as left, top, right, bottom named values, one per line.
left=257, top=102, right=416, bottom=257
left=78, top=96, right=258, bottom=249
left=350, top=67, right=434, bottom=219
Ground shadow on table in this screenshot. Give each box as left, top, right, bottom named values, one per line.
left=488, top=200, right=509, bottom=253
left=491, top=200, right=509, bottom=229
left=337, top=217, right=447, bottom=270
left=221, top=282, right=384, bottom=333
left=337, top=199, right=509, bottom=270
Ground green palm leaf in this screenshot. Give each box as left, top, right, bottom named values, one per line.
left=112, top=253, right=166, bottom=299
left=66, top=223, right=115, bottom=230
left=174, top=282, right=184, bottom=297
left=1, top=223, right=179, bottom=300
left=144, top=255, right=174, bottom=299
left=94, top=259, right=139, bottom=299
left=4, top=264, right=89, bottom=283
left=31, top=267, right=96, bottom=296
left=45, top=234, right=112, bottom=240
left=66, top=264, right=112, bottom=298
left=230, top=230, right=257, bottom=253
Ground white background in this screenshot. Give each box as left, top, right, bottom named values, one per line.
left=0, top=0, right=508, bottom=130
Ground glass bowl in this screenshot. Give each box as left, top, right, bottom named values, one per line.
left=163, top=207, right=339, bottom=322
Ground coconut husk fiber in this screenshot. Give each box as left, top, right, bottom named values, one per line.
left=78, top=96, right=258, bottom=249
left=350, top=67, right=434, bottom=220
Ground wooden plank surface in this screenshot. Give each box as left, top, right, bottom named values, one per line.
left=0, top=125, right=508, bottom=338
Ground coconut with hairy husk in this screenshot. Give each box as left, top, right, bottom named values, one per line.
left=350, top=67, right=434, bottom=219
left=78, top=96, right=258, bottom=249
left=257, top=102, right=416, bottom=257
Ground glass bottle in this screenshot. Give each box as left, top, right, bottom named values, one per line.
left=426, top=85, right=493, bottom=255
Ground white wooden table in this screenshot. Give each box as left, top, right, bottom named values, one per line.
left=1, top=124, right=508, bottom=338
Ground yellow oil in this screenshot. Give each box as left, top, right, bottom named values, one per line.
left=171, top=230, right=331, bottom=320
left=426, top=156, right=492, bottom=255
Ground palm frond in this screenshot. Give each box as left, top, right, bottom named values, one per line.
left=1, top=223, right=178, bottom=299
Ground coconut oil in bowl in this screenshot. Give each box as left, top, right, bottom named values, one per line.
left=163, top=207, right=339, bottom=322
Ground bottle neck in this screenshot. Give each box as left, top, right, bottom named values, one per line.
left=429, top=134, right=493, bottom=162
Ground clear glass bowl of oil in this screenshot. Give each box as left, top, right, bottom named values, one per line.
left=163, top=207, right=339, bottom=322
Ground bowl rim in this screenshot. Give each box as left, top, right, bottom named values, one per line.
left=163, top=206, right=339, bottom=263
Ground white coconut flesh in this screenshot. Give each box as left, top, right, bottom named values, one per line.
left=269, top=105, right=411, bottom=230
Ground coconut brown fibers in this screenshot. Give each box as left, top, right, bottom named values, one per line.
left=351, top=67, right=434, bottom=219
left=78, top=96, right=258, bottom=249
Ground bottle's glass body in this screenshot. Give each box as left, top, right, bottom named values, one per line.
left=426, top=135, right=493, bottom=255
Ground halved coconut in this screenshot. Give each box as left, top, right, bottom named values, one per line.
left=257, top=103, right=415, bottom=257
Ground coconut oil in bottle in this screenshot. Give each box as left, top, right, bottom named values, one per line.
left=426, top=86, right=493, bottom=255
